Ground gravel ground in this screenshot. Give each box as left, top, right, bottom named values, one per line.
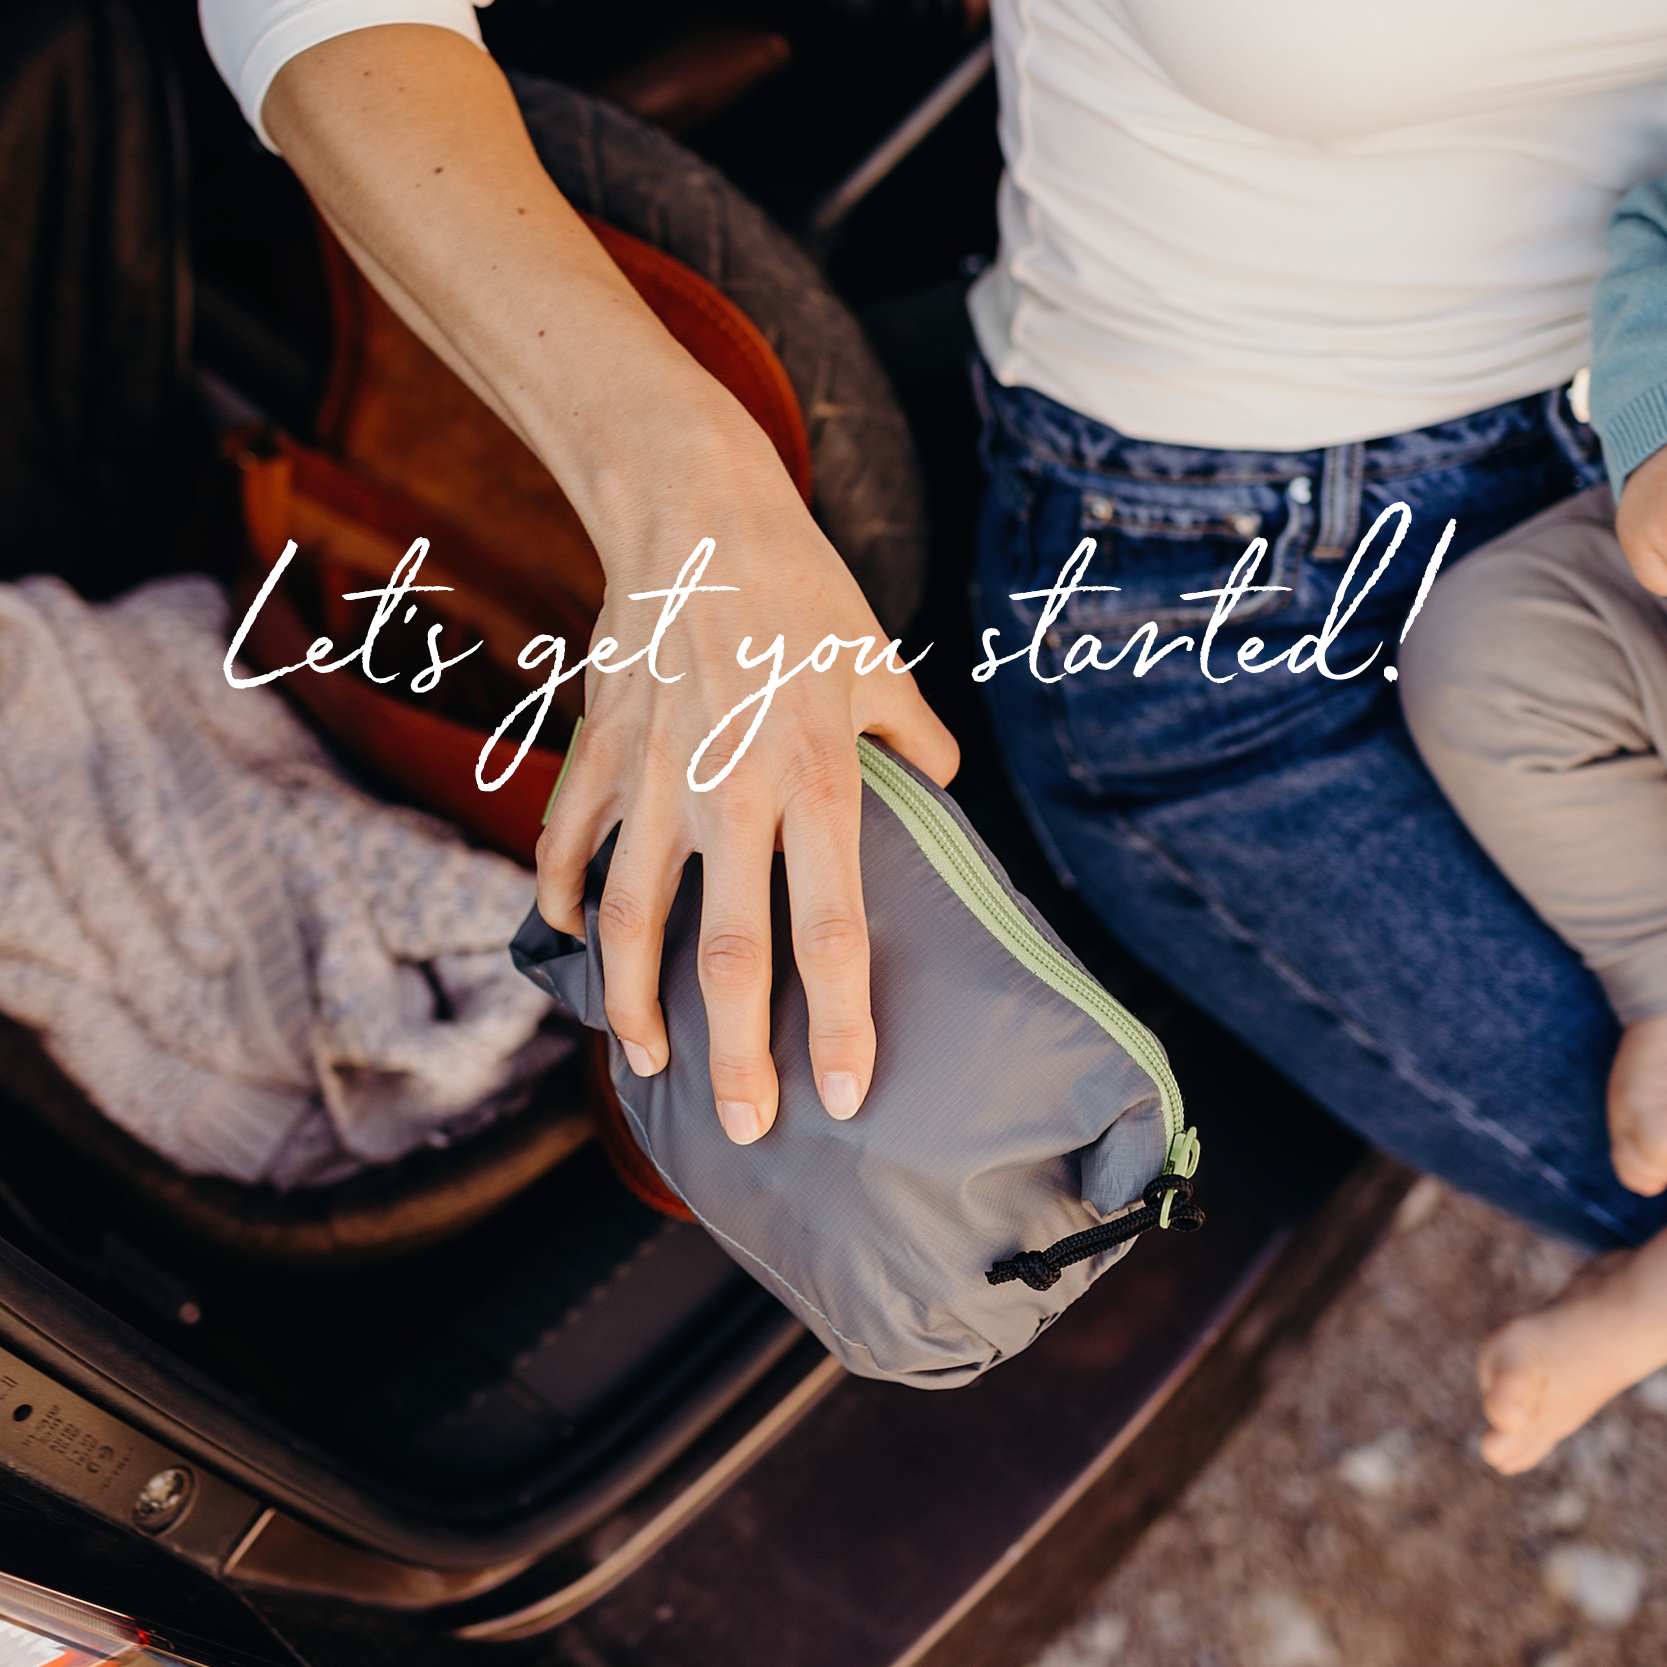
left=1027, top=1178, right=1667, bottom=1667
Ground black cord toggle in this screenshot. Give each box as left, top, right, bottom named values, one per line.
left=986, top=1173, right=1205, bottom=1290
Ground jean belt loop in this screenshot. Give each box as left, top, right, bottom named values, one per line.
left=1311, top=440, right=1365, bottom=563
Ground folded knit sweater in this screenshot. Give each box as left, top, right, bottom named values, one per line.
left=0, top=574, right=566, bottom=1187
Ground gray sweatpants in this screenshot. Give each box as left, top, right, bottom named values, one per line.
left=1401, top=486, right=1667, bottom=1028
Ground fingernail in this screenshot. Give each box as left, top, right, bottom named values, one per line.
left=821, top=1072, right=862, bottom=1119
left=622, top=1039, right=655, bottom=1077
left=718, top=1100, right=764, bottom=1144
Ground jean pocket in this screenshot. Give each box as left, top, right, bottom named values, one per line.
left=1020, top=477, right=1314, bottom=635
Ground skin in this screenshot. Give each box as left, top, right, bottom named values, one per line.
left=1617, top=444, right=1667, bottom=598
left=1476, top=454, right=1667, bottom=1472
left=264, top=25, right=958, bottom=1145
left=1477, top=1015, right=1667, bottom=1473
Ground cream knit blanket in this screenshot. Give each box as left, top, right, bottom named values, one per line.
left=0, top=575, right=566, bottom=1188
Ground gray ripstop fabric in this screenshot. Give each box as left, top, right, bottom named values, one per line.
left=510, top=745, right=1172, bottom=1387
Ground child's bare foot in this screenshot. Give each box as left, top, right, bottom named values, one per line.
left=1477, top=1014, right=1667, bottom=1474
left=1478, top=1236, right=1667, bottom=1473
left=1609, top=1012, right=1667, bottom=1197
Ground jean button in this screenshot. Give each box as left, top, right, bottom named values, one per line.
left=1229, top=511, right=1262, bottom=538
left=1288, top=475, right=1313, bottom=506
left=1083, top=493, right=1115, bottom=526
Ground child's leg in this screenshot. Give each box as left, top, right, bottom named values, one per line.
left=1401, top=487, right=1667, bottom=1047
left=1402, top=487, right=1667, bottom=1469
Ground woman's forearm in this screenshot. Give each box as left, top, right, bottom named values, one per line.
left=259, top=22, right=959, bottom=1142
left=262, top=23, right=787, bottom=586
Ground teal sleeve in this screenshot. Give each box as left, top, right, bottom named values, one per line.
left=1592, top=176, right=1667, bottom=490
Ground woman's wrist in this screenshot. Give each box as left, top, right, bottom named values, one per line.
left=556, top=396, right=815, bottom=593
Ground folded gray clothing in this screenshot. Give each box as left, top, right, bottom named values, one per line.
left=512, top=737, right=1200, bottom=1388
left=0, top=575, right=567, bottom=1188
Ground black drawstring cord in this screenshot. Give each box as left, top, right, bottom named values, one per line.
left=986, top=1173, right=1205, bottom=1291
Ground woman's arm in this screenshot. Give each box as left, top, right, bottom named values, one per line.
left=258, top=23, right=959, bottom=1141
left=1594, top=176, right=1667, bottom=592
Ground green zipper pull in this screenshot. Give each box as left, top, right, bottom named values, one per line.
left=1159, top=1125, right=1202, bottom=1225
left=1164, top=1124, right=1201, bottom=1178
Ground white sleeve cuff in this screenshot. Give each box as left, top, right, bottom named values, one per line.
left=199, top=0, right=487, bottom=153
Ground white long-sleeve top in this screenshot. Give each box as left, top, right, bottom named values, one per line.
left=201, top=0, right=1667, bottom=451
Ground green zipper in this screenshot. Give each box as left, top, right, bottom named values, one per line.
left=857, top=736, right=1196, bottom=1178
left=540, top=713, right=584, bottom=827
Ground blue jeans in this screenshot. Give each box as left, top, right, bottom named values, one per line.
left=972, top=362, right=1666, bottom=1251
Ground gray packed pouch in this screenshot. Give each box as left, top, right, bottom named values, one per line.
left=511, top=736, right=1201, bottom=1387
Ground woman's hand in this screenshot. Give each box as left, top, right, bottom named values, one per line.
left=264, top=23, right=957, bottom=1142
left=1617, top=444, right=1667, bottom=593
left=535, top=436, right=956, bottom=1142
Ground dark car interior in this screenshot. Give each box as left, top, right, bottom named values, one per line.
left=0, top=3, right=1408, bottom=1663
